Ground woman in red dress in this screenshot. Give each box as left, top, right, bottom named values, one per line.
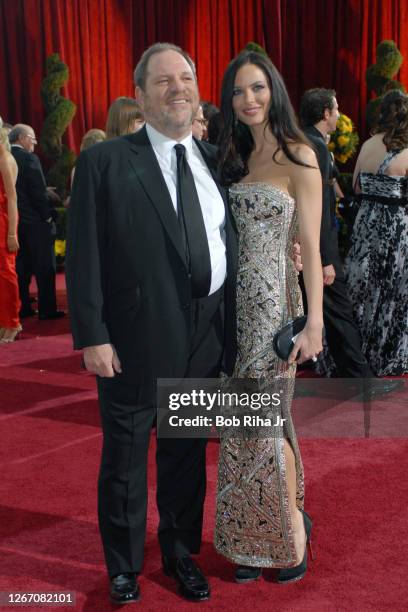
left=0, top=120, right=21, bottom=343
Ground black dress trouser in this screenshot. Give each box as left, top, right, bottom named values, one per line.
left=97, top=287, right=224, bottom=577
left=16, top=221, right=57, bottom=316
left=300, top=269, right=373, bottom=378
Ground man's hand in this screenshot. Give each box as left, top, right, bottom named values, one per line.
left=292, top=242, right=302, bottom=272
left=322, top=264, right=336, bottom=286
left=83, top=344, right=122, bottom=378
left=46, top=186, right=61, bottom=203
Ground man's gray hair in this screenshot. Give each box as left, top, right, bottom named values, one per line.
left=134, top=42, right=196, bottom=90
left=8, top=125, right=29, bottom=144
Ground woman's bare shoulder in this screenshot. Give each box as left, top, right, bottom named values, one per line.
left=286, top=142, right=318, bottom=167
left=361, top=133, right=384, bottom=151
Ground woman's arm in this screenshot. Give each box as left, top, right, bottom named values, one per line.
left=289, top=145, right=324, bottom=364
left=0, top=146, right=19, bottom=252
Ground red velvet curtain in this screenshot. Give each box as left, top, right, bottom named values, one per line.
left=1, top=0, right=407, bottom=153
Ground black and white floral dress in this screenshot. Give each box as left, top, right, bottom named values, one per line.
left=345, top=150, right=408, bottom=376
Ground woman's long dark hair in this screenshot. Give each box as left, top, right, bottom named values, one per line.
left=372, top=89, right=408, bottom=151
left=218, top=51, right=312, bottom=186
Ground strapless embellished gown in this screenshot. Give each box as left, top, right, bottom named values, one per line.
left=214, top=182, right=305, bottom=568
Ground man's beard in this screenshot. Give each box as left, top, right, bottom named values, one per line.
left=161, top=109, right=195, bottom=130
left=143, top=98, right=198, bottom=134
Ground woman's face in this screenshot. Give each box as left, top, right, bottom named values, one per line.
left=130, top=118, right=145, bottom=133
left=232, top=63, right=271, bottom=127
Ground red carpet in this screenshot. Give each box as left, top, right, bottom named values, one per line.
left=0, top=274, right=407, bottom=611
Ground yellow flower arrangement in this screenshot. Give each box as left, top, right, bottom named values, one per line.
left=55, top=239, right=66, bottom=258
left=329, top=113, right=359, bottom=164
left=337, top=135, right=349, bottom=146
left=336, top=153, right=349, bottom=164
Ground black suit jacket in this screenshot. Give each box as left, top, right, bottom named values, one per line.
left=303, top=126, right=340, bottom=269
left=11, top=145, right=54, bottom=224
left=66, top=126, right=238, bottom=384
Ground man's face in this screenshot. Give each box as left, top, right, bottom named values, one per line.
left=136, top=50, right=200, bottom=139
left=20, top=127, right=37, bottom=153
left=326, top=98, right=340, bottom=133
left=192, top=105, right=207, bottom=140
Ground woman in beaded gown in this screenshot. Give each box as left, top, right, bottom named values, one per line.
left=345, top=90, right=408, bottom=376
left=214, top=51, right=323, bottom=583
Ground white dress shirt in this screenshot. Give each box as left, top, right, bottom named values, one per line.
left=146, top=123, right=226, bottom=295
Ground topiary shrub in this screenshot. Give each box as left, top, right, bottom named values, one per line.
left=366, top=40, right=406, bottom=128
left=245, top=42, right=268, bottom=56
left=40, top=53, right=77, bottom=197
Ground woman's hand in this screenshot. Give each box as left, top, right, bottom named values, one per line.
left=7, top=234, right=19, bottom=253
left=288, top=323, right=323, bottom=365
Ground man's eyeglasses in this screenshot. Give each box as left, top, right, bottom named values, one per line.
left=193, top=119, right=208, bottom=127
left=25, top=134, right=37, bottom=143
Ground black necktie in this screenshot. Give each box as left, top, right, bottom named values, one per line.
left=174, top=144, right=212, bottom=298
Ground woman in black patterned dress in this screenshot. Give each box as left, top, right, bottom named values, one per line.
left=346, top=90, right=408, bottom=375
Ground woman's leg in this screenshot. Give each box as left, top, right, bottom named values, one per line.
left=284, top=439, right=306, bottom=564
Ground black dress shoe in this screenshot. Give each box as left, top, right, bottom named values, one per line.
left=20, top=309, right=37, bottom=318
left=162, top=556, right=210, bottom=601
left=235, top=565, right=262, bottom=583
left=110, top=573, right=140, bottom=605
left=38, top=310, right=66, bottom=320
left=361, top=378, right=404, bottom=400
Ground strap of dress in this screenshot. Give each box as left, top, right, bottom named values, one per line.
left=377, top=150, right=402, bottom=174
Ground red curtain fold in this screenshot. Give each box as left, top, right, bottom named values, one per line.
left=1, top=0, right=407, bottom=153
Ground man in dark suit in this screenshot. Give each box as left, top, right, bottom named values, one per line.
left=9, top=124, right=64, bottom=320
left=66, top=43, right=237, bottom=604
left=299, top=89, right=400, bottom=391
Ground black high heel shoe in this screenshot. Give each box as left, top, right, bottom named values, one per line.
left=277, top=509, right=315, bottom=584
left=234, top=565, right=262, bottom=583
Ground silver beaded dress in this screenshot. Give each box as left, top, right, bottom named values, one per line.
left=214, top=182, right=305, bottom=568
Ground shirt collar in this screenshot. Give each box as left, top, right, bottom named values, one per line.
left=146, top=123, right=194, bottom=159
left=310, top=125, right=326, bottom=141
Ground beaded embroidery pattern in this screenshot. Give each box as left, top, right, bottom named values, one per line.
left=215, top=182, right=305, bottom=568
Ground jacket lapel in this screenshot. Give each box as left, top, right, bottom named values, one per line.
left=126, top=127, right=187, bottom=268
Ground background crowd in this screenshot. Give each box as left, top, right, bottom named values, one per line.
left=0, top=35, right=407, bottom=606
left=0, top=83, right=407, bottom=378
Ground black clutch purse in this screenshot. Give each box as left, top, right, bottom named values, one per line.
left=272, top=315, right=307, bottom=361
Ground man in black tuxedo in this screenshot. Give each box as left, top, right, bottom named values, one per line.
left=299, top=89, right=400, bottom=391
left=66, top=43, right=237, bottom=604
left=9, top=124, right=64, bottom=320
